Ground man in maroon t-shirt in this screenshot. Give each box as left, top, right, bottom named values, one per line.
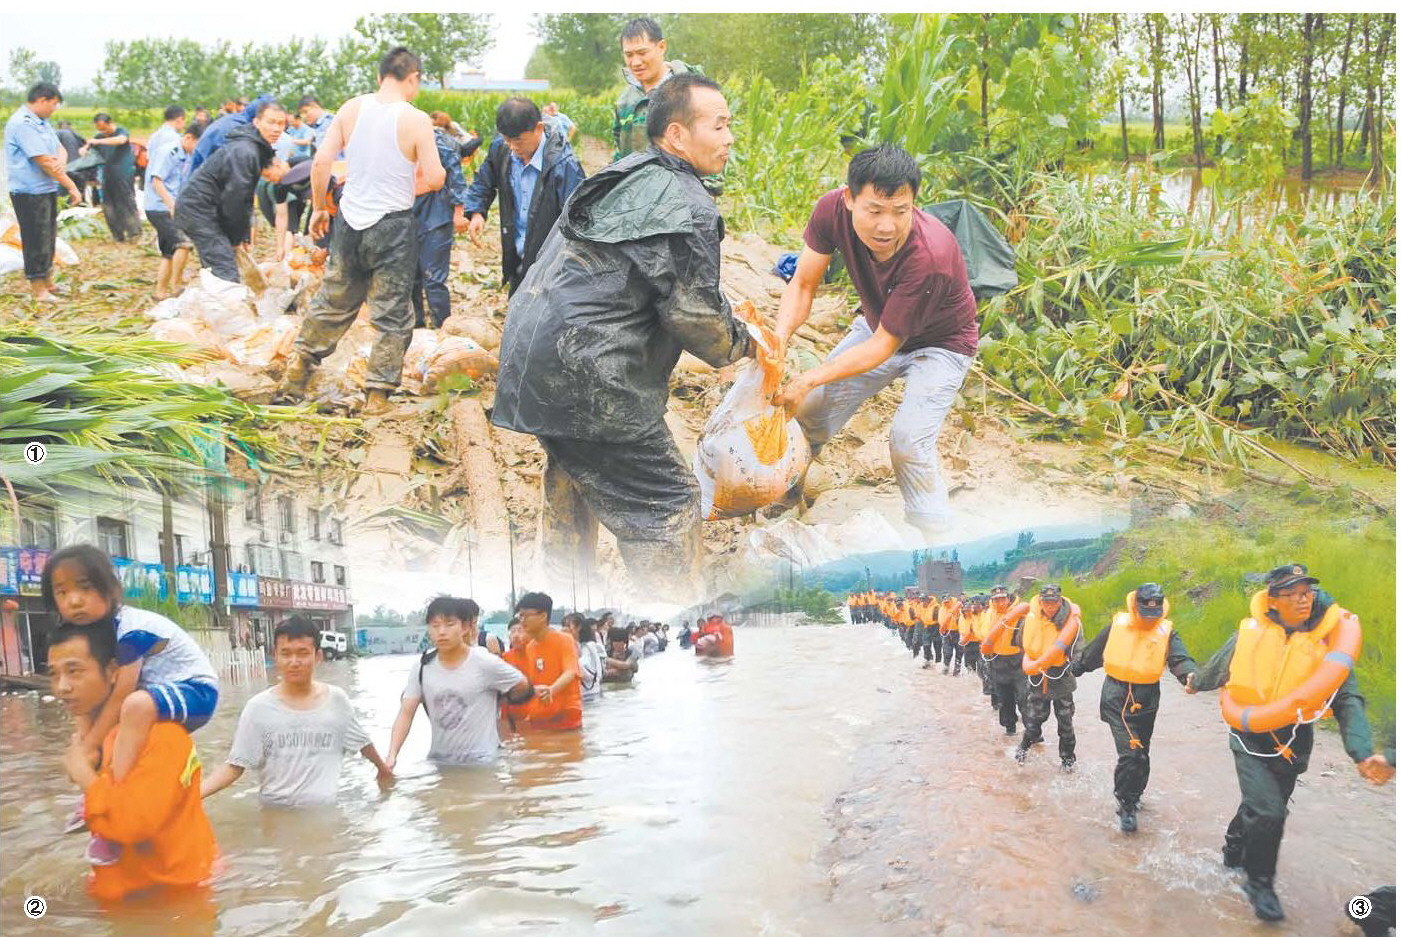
left=773, top=145, right=977, bottom=537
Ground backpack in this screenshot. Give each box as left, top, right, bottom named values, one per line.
left=417, top=648, right=438, bottom=716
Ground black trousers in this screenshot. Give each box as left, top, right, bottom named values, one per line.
left=1101, top=680, right=1161, bottom=808
left=1227, top=745, right=1306, bottom=880
left=10, top=190, right=57, bottom=280
left=177, top=209, right=240, bottom=282
left=100, top=167, right=142, bottom=241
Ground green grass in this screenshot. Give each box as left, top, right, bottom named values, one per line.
left=1063, top=497, right=1395, bottom=747
left=0, top=105, right=165, bottom=136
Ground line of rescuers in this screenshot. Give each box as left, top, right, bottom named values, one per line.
left=846, top=562, right=1392, bottom=923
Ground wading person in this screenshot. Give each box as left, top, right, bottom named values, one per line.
left=385, top=597, right=533, bottom=767
left=979, top=585, right=1026, bottom=738
left=50, top=624, right=216, bottom=901
left=939, top=593, right=962, bottom=675
left=1071, top=583, right=1198, bottom=833
left=515, top=592, right=583, bottom=730
left=85, top=112, right=142, bottom=241
left=1015, top=584, right=1081, bottom=771
left=276, top=47, right=446, bottom=417
left=1186, top=563, right=1393, bottom=922
left=175, top=101, right=288, bottom=283
left=603, top=625, right=640, bottom=684
left=492, top=74, right=753, bottom=602
left=771, top=145, right=977, bottom=540
left=463, top=97, right=585, bottom=295
left=201, top=617, right=392, bottom=805
left=5, top=82, right=84, bottom=303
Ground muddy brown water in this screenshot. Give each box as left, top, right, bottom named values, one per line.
left=1, top=626, right=1392, bottom=936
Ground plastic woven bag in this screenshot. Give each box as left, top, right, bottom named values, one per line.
left=694, top=302, right=811, bottom=520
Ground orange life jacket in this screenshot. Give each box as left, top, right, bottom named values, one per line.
left=938, top=599, right=961, bottom=634
left=1226, top=591, right=1343, bottom=711
left=1103, top=591, right=1175, bottom=684
left=1021, top=599, right=1078, bottom=663
left=987, top=602, right=1025, bottom=656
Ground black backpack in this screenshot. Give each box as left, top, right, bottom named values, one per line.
left=417, top=648, right=438, bottom=716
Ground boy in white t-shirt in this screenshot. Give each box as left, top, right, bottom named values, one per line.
left=386, top=597, right=534, bottom=767
left=202, top=617, right=392, bottom=806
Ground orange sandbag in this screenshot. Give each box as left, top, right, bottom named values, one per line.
left=693, top=301, right=811, bottom=520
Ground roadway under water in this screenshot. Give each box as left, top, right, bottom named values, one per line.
left=1, top=625, right=1393, bottom=936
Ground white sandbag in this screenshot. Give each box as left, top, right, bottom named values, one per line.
left=0, top=245, right=22, bottom=277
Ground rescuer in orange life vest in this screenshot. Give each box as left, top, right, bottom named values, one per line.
left=1014, top=583, right=1081, bottom=771
left=1186, top=563, right=1393, bottom=923
left=978, top=585, right=1027, bottom=738
left=1071, top=583, right=1198, bottom=833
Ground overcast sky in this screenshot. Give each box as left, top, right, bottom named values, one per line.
left=0, top=9, right=541, bottom=91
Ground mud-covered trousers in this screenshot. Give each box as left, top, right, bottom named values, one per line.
left=987, top=655, right=1027, bottom=732
left=1022, top=675, right=1077, bottom=759
left=1225, top=727, right=1316, bottom=880
left=295, top=211, right=418, bottom=392
left=1100, top=677, right=1161, bottom=809
left=796, top=317, right=973, bottom=526
left=538, top=420, right=702, bottom=602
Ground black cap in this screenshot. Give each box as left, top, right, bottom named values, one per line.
left=1134, top=583, right=1166, bottom=618
left=1266, top=564, right=1319, bottom=594
left=990, top=585, right=1009, bottom=597
left=1039, top=583, right=1062, bottom=598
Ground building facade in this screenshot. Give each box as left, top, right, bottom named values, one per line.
left=916, top=559, right=964, bottom=597
left=1, top=480, right=354, bottom=677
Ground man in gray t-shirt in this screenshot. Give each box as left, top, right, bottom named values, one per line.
left=202, top=618, right=392, bottom=806
left=386, top=596, right=534, bottom=768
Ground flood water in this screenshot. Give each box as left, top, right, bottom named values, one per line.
left=1092, top=167, right=1375, bottom=220
left=2, top=625, right=1393, bottom=936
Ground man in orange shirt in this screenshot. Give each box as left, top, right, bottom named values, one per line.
left=516, top=592, right=583, bottom=730
left=51, top=623, right=217, bottom=902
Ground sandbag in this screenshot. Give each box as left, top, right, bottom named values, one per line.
left=694, top=301, right=811, bottom=520
left=425, top=336, right=498, bottom=389
left=0, top=245, right=22, bottom=276
left=398, top=329, right=441, bottom=395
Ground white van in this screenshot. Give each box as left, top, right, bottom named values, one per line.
left=319, top=630, right=348, bottom=660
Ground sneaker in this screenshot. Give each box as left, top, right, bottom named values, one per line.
left=84, top=835, right=121, bottom=867
left=1061, top=756, right=1077, bottom=773
left=1015, top=746, right=1029, bottom=764
left=1242, top=877, right=1285, bottom=922
left=1117, top=804, right=1138, bottom=833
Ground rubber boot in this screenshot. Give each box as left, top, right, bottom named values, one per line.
left=274, top=352, right=314, bottom=403
left=1242, top=876, right=1285, bottom=921
left=1117, top=800, right=1138, bottom=833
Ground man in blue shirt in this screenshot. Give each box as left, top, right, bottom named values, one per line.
left=463, top=98, right=585, bottom=295
left=145, top=124, right=200, bottom=299
left=297, top=96, right=337, bottom=154
left=411, top=124, right=470, bottom=328
left=4, top=81, right=84, bottom=302
left=276, top=113, right=314, bottom=163
left=145, top=106, right=186, bottom=166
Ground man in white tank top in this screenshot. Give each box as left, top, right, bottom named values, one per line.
left=276, top=46, right=446, bottom=416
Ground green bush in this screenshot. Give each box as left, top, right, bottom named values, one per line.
left=412, top=89, right=613, bottom=142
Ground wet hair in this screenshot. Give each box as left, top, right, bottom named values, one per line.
left=847, top=144, right=921, bottom=199
left=620, top=16, right=664, bottom=44
left=425, top=596, right=480, bottom=624
left=163, top=105, right=186, bottom=122
left=496, top=97, right=542, bottom=139
left=254, top=100, right=287, bottom=120
left=28, top=82, right=61, bottom=103
left=41, top=544, right=122, bottom=618
left=49, top=622, right=118, bottom=669
left=379, top=46, right=422, bottom=82
left=297, top=95, right=322, bottom=110
left=273, top=615, right=320, bottom=648
left=515, top=592, right=553, bottom=617
left=646, top=72, right=723, bottom=143
left=93, top=112, right=112, bottom=124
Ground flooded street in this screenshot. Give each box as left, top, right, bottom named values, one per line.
left=2, top=625, right=1393, bottom=937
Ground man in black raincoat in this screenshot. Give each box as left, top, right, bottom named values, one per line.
left=492, top=73, right=753, bottom=602
left=175, top=101, right=287, bottom=283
